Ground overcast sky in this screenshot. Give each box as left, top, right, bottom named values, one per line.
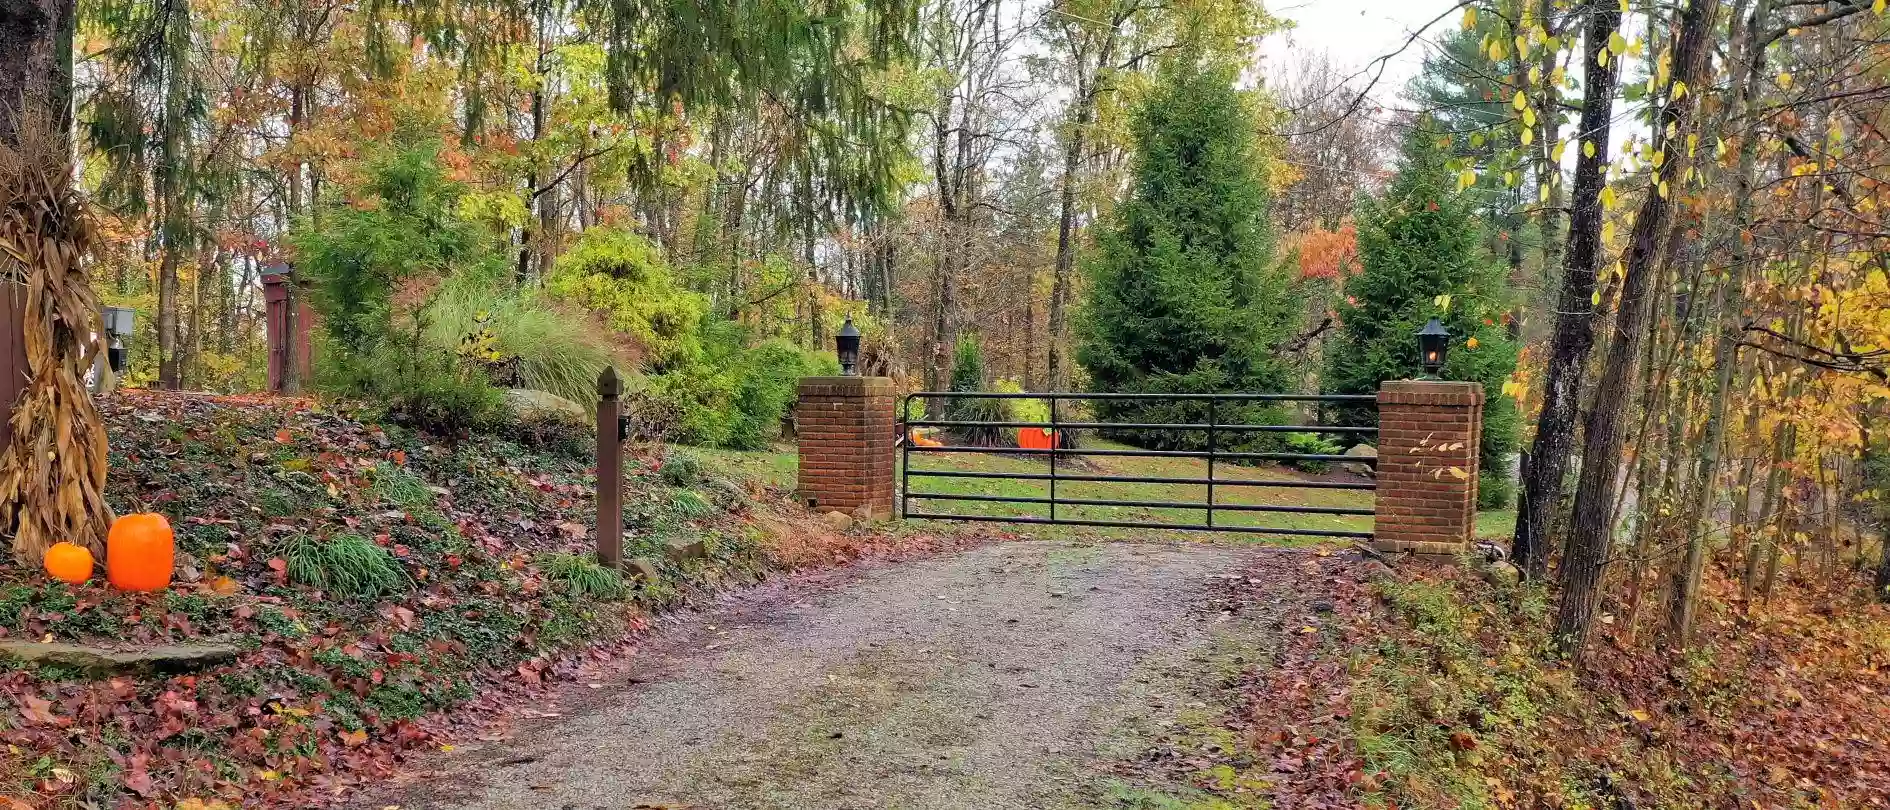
left=1259, top=0, right=1461, bottom=104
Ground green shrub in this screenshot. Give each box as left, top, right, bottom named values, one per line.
left=538, top=553, right=628, bottom=600
left=949, top=397, right=1010, bottom=447
left=947, top=335, right=987, bottom=422
left=660, top=450, right=704, bottom=486
left=639, top=368, right=739, bottom=447
left=282, top=533, right=410, bottom=599
left=1478, top=469, right=1516, bottom=510
left=635, top=326, right=837, bottom=450
left=993, top=378, right=1050, bottom=425
left=725, top=339, right=836, bottom=450
left=544, top=228, right=706, bottom=369
left=293, top=133, right=492, bottom=358
left=505, top=411, right=593, bottom=460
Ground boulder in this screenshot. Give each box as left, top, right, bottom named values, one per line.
left=823, top=510, right=854, bottom=532
left=504, top=389, right=589, bottom=422
left=1344, top=443, right=1378, bottom=477
left=1483, top=561, right=1522, bottom=588
left=625, top=557, right=661, bottom=582
left=0, top=640, right=238, bottom=676
left=664, top=536, right=709, bottom=562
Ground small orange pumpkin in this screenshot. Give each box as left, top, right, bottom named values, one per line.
left=43, top=542, right=95, bottom=585
left=107, top=513, right=175, bottom=592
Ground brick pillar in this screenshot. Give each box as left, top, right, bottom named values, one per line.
left=1373, top=380, right=1485, bottom=556
left=796, top=376, right=895, bottom=519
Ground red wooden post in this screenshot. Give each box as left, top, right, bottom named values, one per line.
left=595, top=367, right=623, bottom=568
left=262, top=269, right=289, bottom=392
left=262, top=264, right=312, bottom=393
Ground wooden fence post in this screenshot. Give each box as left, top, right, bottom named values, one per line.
left=595, top=366, right=622, bottom=568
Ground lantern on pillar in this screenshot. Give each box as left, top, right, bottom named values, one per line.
left=835, top=316, right=862, bottom=376
left=1417, top=318, right=1450, bottom=379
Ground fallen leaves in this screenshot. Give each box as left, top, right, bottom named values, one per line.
left=1, top=388, right=973, bottom=808
left=18, top=695, right=65, bottom=726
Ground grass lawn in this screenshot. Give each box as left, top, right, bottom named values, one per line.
left=688, top=441, right=1516, bottom=547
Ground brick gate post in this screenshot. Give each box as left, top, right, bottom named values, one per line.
left=795, top=376, right=896, bottom=520
left=1373, top=380, right=1485, bottom=556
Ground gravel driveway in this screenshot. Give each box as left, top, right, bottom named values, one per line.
left=377, top=539, right=1294, bottom=810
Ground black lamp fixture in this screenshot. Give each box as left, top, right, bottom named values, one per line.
left=103, top=306, right=135, bottom=374
left=835, top=315, right=862, bottom=376
left=1417, top=317, right=1450, bottom=379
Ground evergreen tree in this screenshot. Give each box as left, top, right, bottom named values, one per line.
left=1325, top=121, right=1520, bottom=496
left=1075, top=64, right=1298, bottom=448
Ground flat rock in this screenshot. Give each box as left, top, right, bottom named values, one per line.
left=1483, top=561, right=1521, bottom=588
left=0, top=640, right=238, bottom=676
left=824, top=510, right=854, bottom=532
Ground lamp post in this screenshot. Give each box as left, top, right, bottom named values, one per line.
left=1417, top=317, right=1450, bottom=380
left=835, top=316, right=862, bottom=376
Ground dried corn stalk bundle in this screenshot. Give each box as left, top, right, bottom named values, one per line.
left=0, top=135, right=113, bottom=562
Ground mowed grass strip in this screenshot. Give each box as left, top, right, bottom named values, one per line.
left=899, top=440, right=1372, bottom=543
left=689, top=441, right=1515, bottom=545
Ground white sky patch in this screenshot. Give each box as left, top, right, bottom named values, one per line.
left=1259, top=0, right=1461, bottom=105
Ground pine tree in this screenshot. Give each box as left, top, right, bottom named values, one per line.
left=1075, top=64, right=1298, bottom=447
left=1325, top=121, right=1519, bottom=493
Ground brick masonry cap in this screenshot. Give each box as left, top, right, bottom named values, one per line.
left=1378, top=379, right=1485, bottom=407
left=798, top=376, right=895, bottom=398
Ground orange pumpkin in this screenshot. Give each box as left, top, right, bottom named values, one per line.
left=1016, top=428, right=1059, bottom=451
left=107, top=513, right=175, bottom=592
left=43, top=542, right=95, bottom=585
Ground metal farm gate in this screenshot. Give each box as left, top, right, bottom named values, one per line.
left=899, top=392, right=1376, bottom=540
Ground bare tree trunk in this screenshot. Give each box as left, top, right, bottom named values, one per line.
left=1512, top=0, right=1627, bottom=580
left=1047, top=115, right=1085, bottom=392
left=0, top=0, right=75, bottom=146
left=1555, top=0, right=1720, bottom=656
left=156, top=226, right=183, bottom=388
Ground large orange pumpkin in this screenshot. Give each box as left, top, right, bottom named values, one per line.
left=107, top=513, right=175, bottom=592
left=1016, top=428, right=1059, bottom=451
left=43, top=542, right=95, bottom=585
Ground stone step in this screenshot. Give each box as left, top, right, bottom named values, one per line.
left=0, top=640, right=239, bottom=676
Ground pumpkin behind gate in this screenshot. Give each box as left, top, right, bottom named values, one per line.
left=107, top=513, right=175, bottom=592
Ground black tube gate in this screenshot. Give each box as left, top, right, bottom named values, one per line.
left=900, top=391, right=1376, bottom=539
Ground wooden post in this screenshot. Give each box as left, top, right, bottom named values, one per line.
left=595, top=366, right=622, bottom=568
